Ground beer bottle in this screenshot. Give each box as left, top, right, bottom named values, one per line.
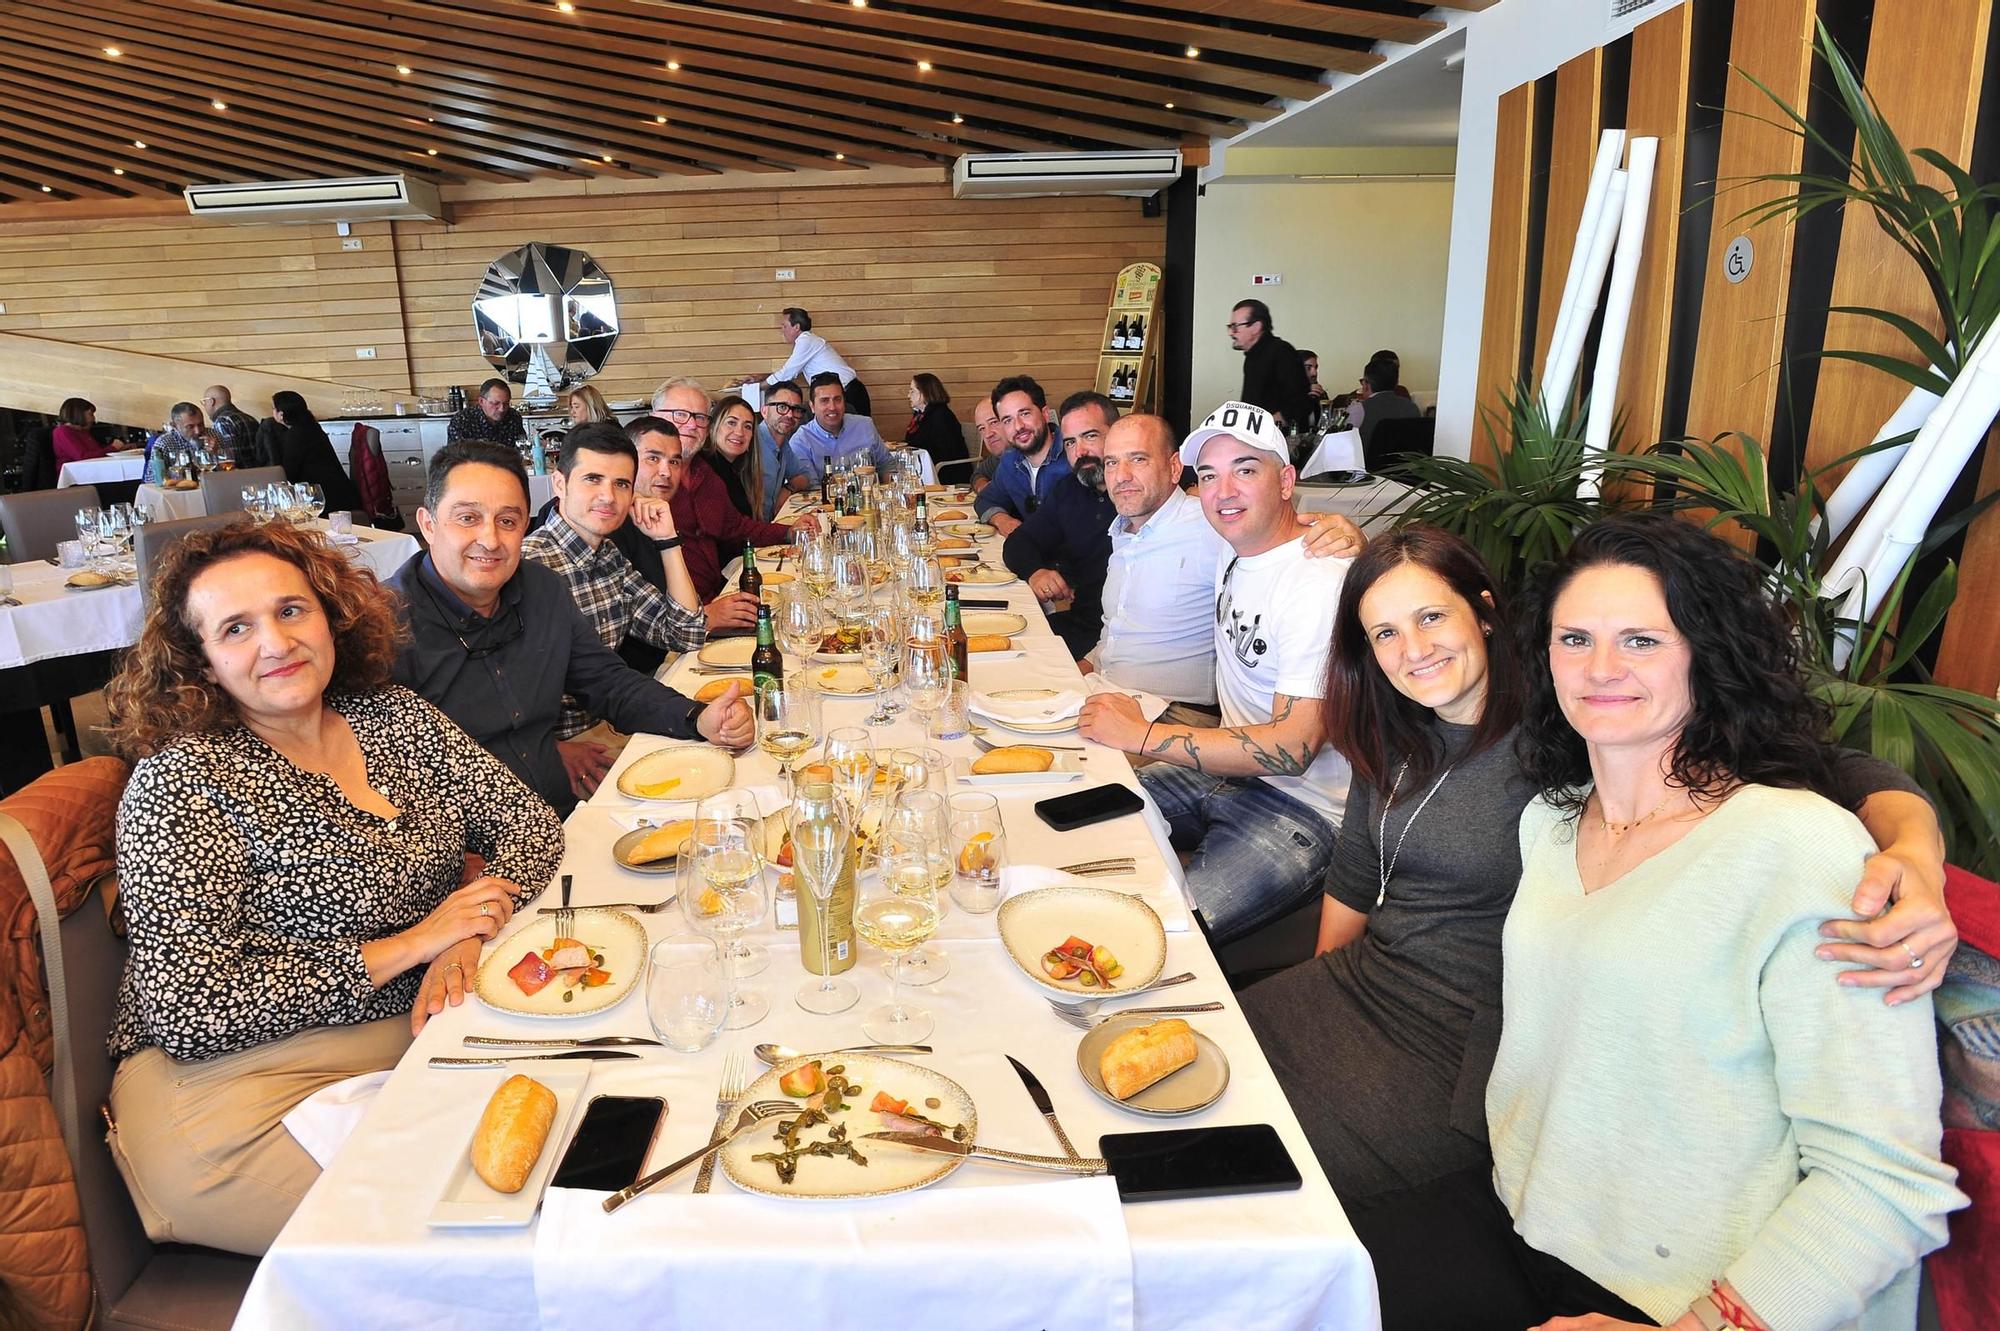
left=752, top=604, right=783, bottom=695
left=739, top=539, right=762, bottom=600
left=944, top=584, right=970, bottom=682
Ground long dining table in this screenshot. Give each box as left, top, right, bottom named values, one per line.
left=231, top=502, right=1378, bottom=1331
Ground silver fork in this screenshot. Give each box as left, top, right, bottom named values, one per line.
left=603, top=1099, right=797, bottom=1213
left=1046, top=971, right=1197, bottom=1019
left=555, top=872, right=574, bottom=942
left=1050, top=1000, right=1225, bottom=1031
left=693, top=1048, right=750, bottom=1194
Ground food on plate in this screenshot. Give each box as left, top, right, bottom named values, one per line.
left=696, top=887, right=727, bottom=915
left=66, top=570, right=114, bottom=588
left=935, top=508, right=970, bottom=520
left=507, top=951, right=554, bottom=997
left=1099, top=1019, right=1200, bottom=1101
left=626, top=818, right=693, bottom=865
left=632, top=776, right=682, bottom=798
left=778, top=1060, right=825, bottom=1098
left=762, top=570, right=794, bottom=586
left=755, top=1066, right=869, bottom=1183
left=1041, top=935, right=1124, bottom=986
left=816, top=626, right=864, bottom=654
left=470, top=1074, right=558, bottom=1193
left=511, top=934, right=612, bottom=1002
left=693, top=678, right=743, bottom=703
left=970, top=745, right=1053, bottom=775
left=871, top=1090, right=970, bottom=1140
left=935, top=536, right=973, bottom=551
left=967, top=634, right=1014, bottom=653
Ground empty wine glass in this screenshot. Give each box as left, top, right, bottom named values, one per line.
left=775, top=586, right=825, bottom=678
left=903, top=638, right=951, bottom=734
left=858, top=609, right=900, bottom=727
left=646, top=934, right=729, bottom=1053
left=823, top=726, right=876, bottom=829
left=297, top=482, right=326, bottom=522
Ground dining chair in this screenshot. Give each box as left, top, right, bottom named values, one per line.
left=135, top=514, right=245, bottom=610
left=933, top=459, right=976, bottom=485
left=0, top=484, right=102, bottom=564
left=198, top=466, right=287, bottom=516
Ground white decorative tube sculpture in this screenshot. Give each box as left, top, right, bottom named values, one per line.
left=1579, top=137, right=1660, bottom=497
left=1543, top=171, right=1628, bottom=421
left=1541, top=129, right=1629, bottom=404
left=1816, top=380, right=1941, bottom=541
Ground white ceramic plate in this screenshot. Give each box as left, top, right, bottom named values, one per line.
left=805, top=664, right=876, bottom=696
left=1076, top=1015, right=1230, bottom=1117
left=697, top=638, right=758, bottom=669
left=997, top=885, right=1167, bottom=997
left=428, top=1066, right=592, bottom=1228
left=474, top=909, right=649, bottom=1019
left=949, top=566, right=1018, bottom=588
left=961, top=611, right=1029, bottom=637
left=721, top=1054, right=978, bottom=1199
left=970, top=688, right=1081, bottom=735
left=611, top=819, right=694, bottom=875
left=614, top=744, right=736, bottom=802
left=939, top=521, right=995, bottom=538
left=955, top=751, right=1084, bottom=786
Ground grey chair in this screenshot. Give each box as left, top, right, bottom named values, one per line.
left=198, top=466, right=287, bottom=516
left=23, top=855, right=258, bottom=1329
left=934, top=458, right=977, bottom=485
left=0, top=484, right=98, bottom=563
left=136, top=513, right=245, bottom=610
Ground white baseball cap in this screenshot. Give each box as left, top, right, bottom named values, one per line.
left=1178, top=400, right=1290, bottom=468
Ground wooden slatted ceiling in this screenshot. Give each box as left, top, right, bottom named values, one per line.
left=0, top=0, right=1445, bottom=198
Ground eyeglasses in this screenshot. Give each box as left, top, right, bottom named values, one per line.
left=767, top=402, right=803, bottom=415
left=454, top=603, right=525, bottom=660
left=662, top=408, right=713, bottom=428
left=1224, top=320, right=1256, bottom=332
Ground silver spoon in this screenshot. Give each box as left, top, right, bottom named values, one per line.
left=753, top=1042, right=933, bottom=1066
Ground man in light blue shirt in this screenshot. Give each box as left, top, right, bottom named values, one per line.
left=785, top=371, right=894, bottom=491
left=755, top=380, right=807, bottom=519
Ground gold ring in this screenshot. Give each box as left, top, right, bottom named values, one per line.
left=479, top=903, right=492, bottom=916
left=1901, top=941, right=1923, bottom=971
left=444, top=961, right=464, bottom=975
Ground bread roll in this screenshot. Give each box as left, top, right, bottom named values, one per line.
left=935, top=536, right=973, bottom=550
left=627, top=818, right=694, bottom=865
left=1100, top=1019, right=1199, bottom=1100
left=66, top=571, right=113, bottom=587
left=936, top=508, right=970, bottom=520
left=967, top=634, right=1013, bottom=653
left=471, top=1075, right=558, bottom=1193
left=693, top=678, right=742, bottom=703
left=970, top=745, right=1054, bottom=775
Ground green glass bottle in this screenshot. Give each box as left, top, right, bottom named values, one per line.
left=752, top=604, right=783, bottom=695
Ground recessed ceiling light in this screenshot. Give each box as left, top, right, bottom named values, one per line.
left=133, top=140, right=147, bottom=149
left=102, top=46, right=122, bottom=57
left=114, top=167, right=126, bottom=175
left=40, top=184, right=52, bottom=193
left=211, top=99, right=228, bottom=110
left=427, top=148, right=439, bottom=156
left=851, top=0, right=867, bottom=7
left=666, top=59, right=680, bottom=70
left=951, top=113, right=963, bottom=124
left=396, top=64, right=412, bottom=75
left=556, top=1, right=575, bottom=10
left=917, top=60, right=932, bottom=71
left=1185, top=45, right=1200, bottom=58
left=835, top=152, right=846, bottom=160
left=654, top=114, right=668, bottom=123
left=601, top=153, right=613, bottom=162
left=1163, top=101, right=1175, bottom=109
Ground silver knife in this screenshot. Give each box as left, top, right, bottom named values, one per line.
left=428, top=1050, right=643, bottom=1067
left=1006, top=1055, right=1081, bottom=1161
left=462, top=1035, right=661, bottom=1049
left=862, top=1131, right=1106, bottom=1176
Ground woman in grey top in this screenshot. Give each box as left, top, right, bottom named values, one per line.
left=1240, top=527, right=1956, bottom=1207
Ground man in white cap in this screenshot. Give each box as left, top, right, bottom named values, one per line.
left=1079, top=400, right=1354, bottom=944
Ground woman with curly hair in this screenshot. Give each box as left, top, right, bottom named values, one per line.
left=1356, top=515, right=1964, bottom=1331
left=101, top=519, right=563, bottom=1254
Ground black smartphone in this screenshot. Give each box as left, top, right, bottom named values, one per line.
left=551, top=1094, right=666, bottom=1191
left=1100, top=1124, right=1302, bottom=1203
left=1034, top=783, right=1146, bottom=832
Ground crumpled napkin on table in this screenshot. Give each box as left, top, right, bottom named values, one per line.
left=970, top=689, right=1086, bottom=724
left=282, top=1071, right=391, bottom=1168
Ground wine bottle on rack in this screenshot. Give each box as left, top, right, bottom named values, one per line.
left=1111, top=314, right=1129, bottom=350
left=1128, top=315, right=1145, bottom=347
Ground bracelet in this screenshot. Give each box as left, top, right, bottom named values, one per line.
left=654, top=535, right=682, bottom=551
left=1689, top=1283, right=1758, bottom=1331
left=1142, top=720, right=1156, bottom=752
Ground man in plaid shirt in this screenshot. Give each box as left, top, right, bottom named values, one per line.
left=524, top=421, right=711, bottom=788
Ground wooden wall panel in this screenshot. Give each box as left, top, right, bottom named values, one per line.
left=1803, top=0, right=1993, bottom=484
left=0, top=180, right=1162, bottom=424
left=1936, top=434, right=2000, bottom=697
left=1680, top=0, right=1817, bottom=486
left=1531, top=49, right=1603, bottom=378
left=1612, top=5, right=1692, bottom=454
left=1474, top=83, right=1537, bottom=446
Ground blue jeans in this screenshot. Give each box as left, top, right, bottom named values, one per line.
left=1138, top=766, right=1338, bottom=944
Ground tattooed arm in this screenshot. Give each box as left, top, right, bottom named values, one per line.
left=1077, top=691, right=1325, bottom=777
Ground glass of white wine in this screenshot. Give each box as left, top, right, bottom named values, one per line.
left=858, top=816, right=941, bottom=1042
left=907, top=555, right=946, bottom=610
left=902, top=638, right=952, bottom=736
left=755, top=678, right=821, bottom=803
left=696, top=788, right=773, bottom=978
left=798, top=534, right=835, bottom=601
left=776, top=585, right=825, bottom=678
left=679, top=802, right=770, bottom=1027
left=885, top=790, right=953, bottom=987
left=823, top=726, right=876, bottom=828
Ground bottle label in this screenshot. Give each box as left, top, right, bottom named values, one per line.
left=835, top=940, right=850, bottom=962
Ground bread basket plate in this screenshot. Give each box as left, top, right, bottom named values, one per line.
left=611, top=819, right=694, bottom=875
left=474, top=908, right=649, bottom=1019
left=961, top=611, right=1028, bottom=637
left=954, top=751, right=1084, bottom=786
left=697, top=637, right=758, bottom=669
left=948, top=566, right=1018, bottom=588
left=997, top=885, right=1167, bottom=996
left=1076, top=1015, right=1230, bottom=1117
left=428, top=1065, right=592, bottom=1228
left=721, top=1053, right=977, bottom=1199
left=806, top=664, right=875, bottom=696
left=614, top=744, right=736, bottom=802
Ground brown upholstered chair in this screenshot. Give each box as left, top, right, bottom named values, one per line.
left=0, top=485, right=99, bottom=563
left=197, top=466, right=287, bottom=516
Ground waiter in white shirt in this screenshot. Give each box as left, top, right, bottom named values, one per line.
left=755, top=307, right=871, bottom=419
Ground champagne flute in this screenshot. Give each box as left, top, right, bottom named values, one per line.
left=790, top=783, right=860, bottom=1015
left=755, top=678, right=821, bottom=803
left=680, top=798, right=771, bottom=1026
left=857, top=819, right=940, bottom=1042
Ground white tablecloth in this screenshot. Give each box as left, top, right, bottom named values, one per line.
left=56, top=454, right=147, bottom=488
left=134, top=483, right=208, bottom=521
left=1295, top=477, right=1413, bottom=535
left=0, top=523, right=420, bottom=670
left=528, top=473, right=554, bottom=511
left=234, top=507, right=1377, bottom=1331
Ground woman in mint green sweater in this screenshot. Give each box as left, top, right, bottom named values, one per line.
left=1361, top=515, right=1966, bottom=1331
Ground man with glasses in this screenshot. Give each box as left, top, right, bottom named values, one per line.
left=973, top=375, right=1067, bottom=537
left=656, top=375, right=805, bottom=599
left=785, top=371, right=893, bottom=492
left=758, top=380, right=809, bottom=517
left=388, top=440, right=751, bottom=816
left=999, top=391, right=1120, bottom=658
left=1228, top=299, right=1311, bottom=430
left=447, top=377, right=528, bottom=447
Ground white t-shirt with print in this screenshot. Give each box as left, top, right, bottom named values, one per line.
left=1209, top=533, right=1353, bottom=825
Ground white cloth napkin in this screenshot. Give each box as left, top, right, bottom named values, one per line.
left=533, top=1176, right=1134, bottom=1331
left=970, top=689, right=1085, bottom=724
left=1082, top=675, right=1169, bottom=723
left=1302, top=428, right=1365, bottom=477
left=281, top=1071, right=391, bottom=1168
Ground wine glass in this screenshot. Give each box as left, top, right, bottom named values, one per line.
left=680, top=797, right=771, bottom=1027
left=885, top=790, right=953, bottom=986
left=823, top=726, right=876, bottom=829
left=948, top=792, right=1008, bottom=914
left=789, top=783, right=860, bottom=1015
left=857, top=816, right=940, bottom=1042
left=755, top=677, right=821, bottom=802
left=798, top=534, right=834, bottom=602
left=907, top=555, right=946, bottom=610
left=903, top=638, right=952, bottom=735
left=858, top=608, right=901, bottom=727
left=775, top=586, right=826, bottom=680
left=74, top=509, right=103, bottom=572
left=298, top=482, right=326, bottom=522
left=646, top=935, right=729, bottom=1052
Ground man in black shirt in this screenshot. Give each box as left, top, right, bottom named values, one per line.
left=1000, top=391, right=1120, bottom=658
left=446, top=378, right=528, bottom=446
left=1229, top=298, right=1311, bottom=429
left=388, top=440, right=751, bottom=815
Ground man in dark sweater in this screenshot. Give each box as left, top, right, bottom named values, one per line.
left=1230, top=298, right=1312, bottom=429
left=1000, top=390, right=1120, bottom=658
